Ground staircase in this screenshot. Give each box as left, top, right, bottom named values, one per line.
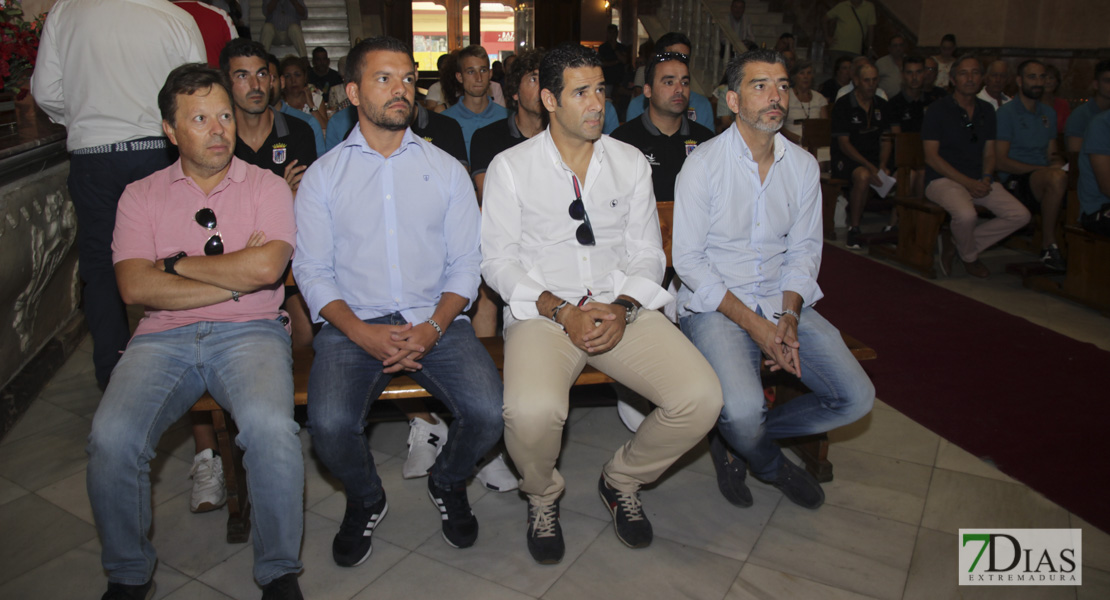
left=248, top=0, right=356, bottom=68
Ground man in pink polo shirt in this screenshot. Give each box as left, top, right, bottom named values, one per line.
left=86, top=64, right=305, bottom=600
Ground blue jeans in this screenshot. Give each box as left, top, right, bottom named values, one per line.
left=680, top=308, right=874, bottom=479
left=87, top=320, right=303, bottom=586
left=307, top=314, right=503, bottom=504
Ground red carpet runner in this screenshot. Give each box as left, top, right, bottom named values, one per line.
left=815, top=245, right=1110, bottom=534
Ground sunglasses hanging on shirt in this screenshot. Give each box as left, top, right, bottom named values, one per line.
left=568, top=174, right=596, bottom=246
left=194, top=207, right=225, bottom=256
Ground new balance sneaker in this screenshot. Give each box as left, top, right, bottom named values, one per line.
left=845, top=227, right=863, bottom=250
left=1040, top=244, right=1066, bottom=271
left=261, top=573, right=303, bottom=600
left=189, top=448, right=226, bottom=513
left=527, top=500, right=565, bottom=564
left=101, top=581, right=153, bottom=600
left=707, top=432, right=753, bottom=508
left=475, top=453, right=518, bottom=492
left=597, top=475, right=653, bottom=548
left=332, top=494, right=388, bottom=567
left=402, top=415, right=448, bottom=479
left=428, top=478, right=479, bottom=548
left=757, top=457, right=825, bottom=509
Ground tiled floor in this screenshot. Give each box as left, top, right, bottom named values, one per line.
left=2, top=229, right=1109, bottom=599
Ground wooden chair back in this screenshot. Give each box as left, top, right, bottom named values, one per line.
left=893, top=132, right=924, bottom=198
left=800, top=119, right=832, bottom=161
left=657, top=201, right=674, bottom=268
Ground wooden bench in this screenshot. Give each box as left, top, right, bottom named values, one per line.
left=801, top=118, right=846, bottom=241
left=192, top=201, right=878, bottom=543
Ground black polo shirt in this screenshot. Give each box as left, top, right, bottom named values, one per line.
left=831, top=91, right=891, bottom=169
left=922, top=95, right=996, bottom=185
left=234, top=109, right=317, bottom=177
left=611, top=111, right=714, bottom=203
left=412, top=104, right=468, bottom=167
left=307, top=68, right=343, bottom=95
left=886, top=91, right=930, bottom=133
left=819, top=78, right=842, bottom=104
left=470, top=113, right=531, bottom=176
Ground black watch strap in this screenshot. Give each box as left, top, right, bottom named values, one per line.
left=612, top=298, right=634, bottom=312
left=164, top=251, right=187, bottom=275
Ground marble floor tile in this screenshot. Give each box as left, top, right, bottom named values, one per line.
left=36, top=371, right=102, bottom=419
left=299, top=432, right=344, bottom=511
left=0, top=417, right=90, bottom=491
left=150, top=493, right=255, bottom=578
left=0, top=475, right=28, bottom=506
left=161, top=580, right=234, bottom=600
left=822, top=445, right=933, bottom=525
left=1071, top=513, right=1110, bottom=572
left=827, top=401, right=941, bottom=467
left=197, top=511, right=408, bottom=600
left=366, top=418, right=414, bottom=460
left=354, top=552, right=533, bottom=600
left=414, top=489, right=607, bottom=597
left=748, top=503, right=917, bottom=599
left=552, top=440, right=628, bottom=522
left=1079, top=566, right=1110, bottom=600
left=726, top=563, right=881, bottom=600
left=563, top=403, right=633, bottom=452
left=903, top=526, right=1076, bottom=600
left=154, top=413, right=198, bottom=463
left=934, top=439, right=1017, bottom=484
left=35, top=468, right=93, bottom=524
left=542, top=532, right=742, bottom=600
left=0, top=494, right=98, bottom=586
left=921, top=469, right=1070, bottom=535
left=0, top=398, right=87, bottom=447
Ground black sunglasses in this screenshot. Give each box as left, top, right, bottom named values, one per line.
left=960, top=112, right=978, bottom=144
left=568, top=175, right=595, bottom=246
left=194, top=208, right=225, bottom=256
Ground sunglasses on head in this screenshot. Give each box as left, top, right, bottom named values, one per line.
left=194, top=208, right=224, bottom=256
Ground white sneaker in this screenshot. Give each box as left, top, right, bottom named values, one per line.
left=475, top=453, right=518, bottom=492
left=190, top=448, right=226, bottom=513
left=402, top=415, right=448, bottom=479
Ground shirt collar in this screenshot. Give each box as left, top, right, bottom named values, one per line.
left=342, top=123, right=421, bottom=158
left=168, top=156, right=247, bottom=190
left=541, top=127, right=607, bottom=171
left=729, top=125, right=786, bottom=164
left=415, top=103, right=430, bottom=129
left=639, top=109, right=691, bottom=137
left=507, top=111, right=523, bottom=138
left=271, top=107, right=290, bottom=137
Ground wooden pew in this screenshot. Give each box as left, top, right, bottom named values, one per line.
left=1022, top=187, right=1110, bottom=316
left=801, top=118, right=846, bottom=241
left=193, top=201, right=878, bottom=543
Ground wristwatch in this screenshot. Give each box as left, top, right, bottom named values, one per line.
left=163, top=251, right=187, bottom=275
left=612, top=298, right=639, bottom=324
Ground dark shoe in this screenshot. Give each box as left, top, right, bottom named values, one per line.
left=963, top=259, right=990, bottom=278
left=332, top=494, right=389, bottom=567
left=758, top=458, right=825, bottom=509
left=845, top=227, right=863, bottom=250
left=526, top=500, right=565, bottom=564
left=881, top=225, right=898, bottom=234
left=598, top=475, right=653, bottom=548
left=1040, top=245, right=1066, bottom=271
left=707, top=433, right=753, bottom=507
left=428, top=478, right=479, bottom=548
left=101, top=581, right=154, bottom=600
left=261, top=573, right=303, bottom=600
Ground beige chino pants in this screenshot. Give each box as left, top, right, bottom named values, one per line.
left=925, top=178, right=1031, bottom=262
left=503, top=310, right=723, bottom=504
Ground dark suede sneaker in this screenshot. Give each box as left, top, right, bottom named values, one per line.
left=332, top=494, right=389, bottom=567
left=428, top=478, right=479, bottom=548
left=526, top=500, right=565, bottom=564
left=846, top=227, right=863, bottom=250
left=1040, top=245, right=1066, bottom=271
left=708, top=432, right=753, bottom=507
left=261, top=573, right=303, bottom=600
left=101, top=581, right=153, bottom=600
left=598, top=475, right=653, bottom=548
left=758, top=458, right=825, bottom=509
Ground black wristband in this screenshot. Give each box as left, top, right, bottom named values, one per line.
left=163, top=251, right=187, bottom=275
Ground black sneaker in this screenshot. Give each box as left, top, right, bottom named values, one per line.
left=101, top=581, right=153, bottom=600
left=846, top=227, right=863, bottom=250
left=707, top=432, right=753, bottom=507
left=332, top=494, right=389, bottom=567
left=758, top=457, right=825, bottom=509
left=261, top=573, right=304, bottom=600
left=527, top=500, right=565, bottom=564
left=428, top=478, right=479, bottom=548
left=1040, top=245, right=1066, bottom=271
left=597, top=475, right=653, bottom=548
left=881, top=225, right=898, bottom=235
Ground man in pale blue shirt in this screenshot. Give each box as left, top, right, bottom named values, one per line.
left=673, top=49, right=874, bottom=512
left=292, top=37, right=503, bottom=568
left=624, top=32, right=716, bottom=131
left=443, top=44, right=509, bottom=158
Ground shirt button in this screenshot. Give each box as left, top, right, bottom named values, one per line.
left=582, top=257, right=587, bottom=261
left=392, top=264, right=397, bottom=269
left=388, top=229, right=394, bottom=235
left=386, top=194, right=391, bottom=200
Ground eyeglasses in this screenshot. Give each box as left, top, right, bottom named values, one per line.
left=960, top=112, right=978, bottom=144
left=568, top=175, right=595, bottom=246
left=194, top=208, right=225, bottom=255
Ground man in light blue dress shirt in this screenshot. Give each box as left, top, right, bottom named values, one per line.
left=673, top=49, right=875, bottom=511
left=292, top=37, right=503, bottom=568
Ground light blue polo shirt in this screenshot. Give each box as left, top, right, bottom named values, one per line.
left=1065, top=99, right=1106, bottom=140
left=996, top=98, right=1056, bottom=181
left=1078, top=110, right=1110, bottom=217
left=442, top=98, right=508, bottom=159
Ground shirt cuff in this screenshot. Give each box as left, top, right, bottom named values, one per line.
left=613, top=273, right=673, bottom=310
left=684, top=281, right=727, bottom=314
left=505, top=269, right=549, bottom=321
left=302, top=285, right=344, bottom=323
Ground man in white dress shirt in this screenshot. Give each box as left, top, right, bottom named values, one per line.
left=673, top=49, right=874, bottom=512
left=481, top=43, right=722, bottom=565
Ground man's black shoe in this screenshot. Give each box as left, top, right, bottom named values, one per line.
left=846, top=227, right=863, bottom=250
left=332, top=494, right=389, bottom=567
left=428, top=477, right=479, bottom=548
left=527, top=500, right=565, bottom=564
left=758, top=457, right=825, bottom=509
left=708, top=432, right=753, bottom=507
left=101, top=581, right=153, bottom=600
left=261, top=573, right=304, bottom=600
left=598, top=475, right=653, bottom=548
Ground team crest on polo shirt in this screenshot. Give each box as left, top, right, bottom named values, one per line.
left=687, top=107, right=697, bottom=121
left=685, top=140, right=699, bottom=156
left=1041, top=115, right=1050, bottom=128
left=873, top=109, right=882, bottom=120
left=272, top=143, right=287, bottom=165
left=423, top=136, right=434, bottom=143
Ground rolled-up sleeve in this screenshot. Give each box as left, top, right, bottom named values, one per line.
left=441, top=162, right=483, bottom=308
left=480, top=154, right=547, bottom=320
left=673, top=153, right=728, bottom=313
left=780, top=156, right=823, bottom=306
left=291, top=161, right=342, bottom=321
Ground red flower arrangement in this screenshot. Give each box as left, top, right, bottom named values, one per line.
left=1, top=1, right=47, bottom=100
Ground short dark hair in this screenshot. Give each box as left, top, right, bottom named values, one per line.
left=645, top=51, right=689, bottom=89
left=833, top=55, right=853, bottom=71
left=656, top=32, right=692, bottom=53
left=902, top=55, right=925, bottom=70
left=280, top=55, right=309, bottom=78
left=344, top=36, right=414, bottom=84
left=267, top=54, right=280, bottom=68
left=1017, top=59, right=1044, bottom=78
left=457, top=45, right=490, bottom=71
left=539, top=42, right=602, bottom=102
left=726, top=49, right=786, bottom=94
left=1094, top=60, right=1110, bottom=80
left=219, top=38, right=268, bottom=75
left=790, top=59, right=814, bottom=78
left=313, top=46, right=327, bottom=57
left=778, top=32, right=794, bottom=41
left=941, top=34, right=957, bottom=46
left=158, top=63, right=230, bottom=125
left=953, top=54, right=982, bottom=73
left=504, top=48, right=544, bottom=111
